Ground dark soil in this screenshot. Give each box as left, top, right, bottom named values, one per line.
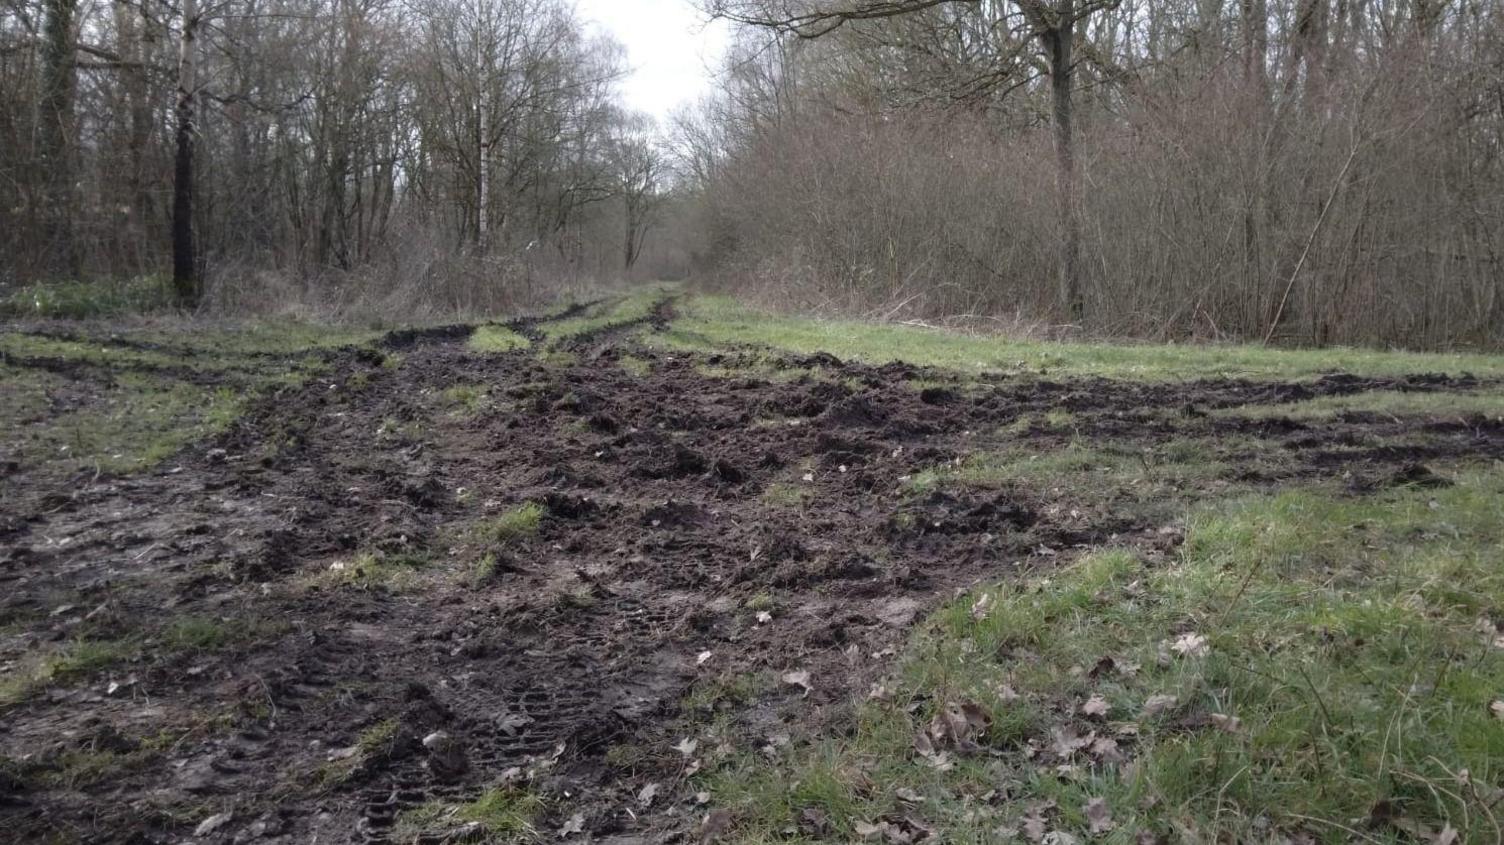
left=1, top=307, right=1500, bottom=844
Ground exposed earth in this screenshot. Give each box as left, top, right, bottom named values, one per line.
left=2, top=296, right=1501, bottom=843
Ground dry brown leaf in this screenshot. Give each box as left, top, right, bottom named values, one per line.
left=559, top=812, right=586, bottom=836
left=1084, top=797, right=1115, bottom=835
left=1022, top=815, right=1048, bottom=843
left=1491, top=699, right=1504, bottom=720
left=637, top=782, right=659, bottom=807
left=699, top=808, right=733, bottom=843
left=1210, top=713, right=1242, bottom=733
left=1089, top=736, right=1123, bottom=762
left=782, top=669, right=812, bottom=696
left=1170, top=632, right=1209, bottom=658
left=971, top=592, right=994, bottom=620
left=1082, top=695, right=1110, bottom=718
left=1141, top=694, right=1178, bottom=718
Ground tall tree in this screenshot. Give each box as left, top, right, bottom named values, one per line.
left=39, top=0, right=78, bottom=276
left=171, top=0, right=199, bottom=304
left=708, top=0, right=1118, bottom=321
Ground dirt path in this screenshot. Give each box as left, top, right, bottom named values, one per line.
left=2, top=302, right=1500, bottom=843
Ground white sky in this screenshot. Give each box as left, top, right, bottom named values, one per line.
left=574, top=0, right=732, bottom=123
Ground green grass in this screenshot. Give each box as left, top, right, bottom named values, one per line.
left=440, top=383, right=491, bottom=416
left=1219, top=388, right=1504, bottom=421
left=469, top=324, right=530, bottom=353
left=700, top=468, right=1504, bottom=843
left=652, top=294, right=1504, bottom=381
left=0, top=639, right=135, bottom=706
left=0, top=275, right=176, bottom=318
left=904, top=439, right=1237, bottom=501
left=477, top=502, right=544, bottom=545
left=537, top=284, right=671, bottom=345
left=0, top=322, right=383, bottom=478
left=311, top=550, right=432, bottom=591
left=393, top=787, right=544, bottom=841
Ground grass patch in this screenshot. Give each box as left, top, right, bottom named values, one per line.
left=618, top=354, right=653, bottom=377
left=0, top=638, right=135, bottom=706
left=393, top=787, right=544, bottom=841
left=478, top=502, right=544, bottom=545
left=0, top=321, right=383, bottom=479
left=313, top=550, right=432, bottom=591
left=702, top=468, right=1504, bottom=843
left=537, top=284, right=671, bottom=345
left=652, top=294, right=1504, bottom=381
left=469, top=325, right=530, bottom=353
left=440, top=383, right=490, bottom=416
left=761, top=482, right=809, bottom=508
left=905, top=439, right=1233, bottom=500
left=1219, top=388, right=1504, bottom=421
left=0, top=275, right=175, bottom=318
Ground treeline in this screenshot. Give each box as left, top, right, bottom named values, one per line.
left=684, top=0, right=1504, bottom=348
left=1, top=0, right=673, bottom=315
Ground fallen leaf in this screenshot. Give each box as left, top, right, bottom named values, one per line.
left=1210, top=713, right=1242, bottom=733
left=699, top=808, right=733, bottom=842
left=799, top=807, right=831, bottom=833
left=695, top=791, right=710, bottom=804
left=1082, top=695, right=1110, bottom=718
left=971, top=593, right=993, bottom=620
left=194, top=813, right=232, bottom=837
left=1491, top=700, right=1504, bottom=720
left=1171, top=632, right=1209, bottom=658
left=1141, top=694, right=1179, bottom=719
left=637, top=782, right=659, bottom=807
left=894, top=787, right=925, bottom=803
left=1022, top=815, right=1048, bottom=842
left=855, top=820, right=889, bottom=840
left=1089, top=736, right=1123, bottom=762
left=675, top=737, right=699, bottom=756
left=559, top=812, right=586, bottom=836
left=696, top=650, right=713, bottom=666
left=782, top=669, right=812, bottom=695
left=1051, top=726, right=1092, bottom=759
left=756, top=611, right=772, bottom=624
left=928, top=699, right=991, bottom=750
left=1085, top=797, right=1114, bottom=834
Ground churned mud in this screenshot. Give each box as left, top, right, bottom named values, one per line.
left=2, top=300, right=1500, bottom=843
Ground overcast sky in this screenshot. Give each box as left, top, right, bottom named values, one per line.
left=574, top=0, right=732, bottom=123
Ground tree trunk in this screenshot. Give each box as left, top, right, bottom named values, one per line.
left=477, top=92, right=489, bottom=253
left=40, top=0, right=79, bottom=278
left=172, top=0, right=199, bottom=305
left=1046, top=2, right=1084, bottom=323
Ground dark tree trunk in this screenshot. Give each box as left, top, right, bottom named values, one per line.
left=172, top=0, right=199, bottom=305
left=1045, top=1, right=1083, bottom=323
left=40, top=0, right=79, bottom=278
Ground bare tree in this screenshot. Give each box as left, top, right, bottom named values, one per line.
left=707, top=0, right=1120, bottom=321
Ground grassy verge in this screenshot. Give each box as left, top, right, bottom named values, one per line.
left=702, top=467, right=1504, bottom=843
left=537, top=284, right=671, bottom=345
left=0, top=322, right=381, bottom=477
left=653, top=295, right=1504, bottom=381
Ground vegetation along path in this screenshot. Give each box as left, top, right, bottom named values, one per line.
left=2, top=289, right=1503, bottom=843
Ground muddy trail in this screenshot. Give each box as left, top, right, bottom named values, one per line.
left=1, top=301, right=1501, bottom=843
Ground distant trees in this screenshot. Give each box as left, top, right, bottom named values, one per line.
left=0, top=0, right=672, bottom=310
left=691, top=0, right=1504, bottom=347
